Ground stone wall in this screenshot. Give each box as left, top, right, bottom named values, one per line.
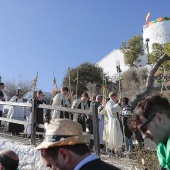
left=0, top=137, right=47, bottom=170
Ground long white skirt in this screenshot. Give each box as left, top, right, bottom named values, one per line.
left=107, top=118, right=123, bottom=150
left=24, top=112, right=32, bottom=135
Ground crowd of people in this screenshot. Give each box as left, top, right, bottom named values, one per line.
left=0, top=82, right=170, bottom=169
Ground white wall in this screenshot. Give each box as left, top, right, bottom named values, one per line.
left=97, top=19, right=170, bottom=77
left=96, top=49, right=128, bottom=78
left=143, top=20, right=170, bottom=53
left=96, top=49, right=148, bottom=78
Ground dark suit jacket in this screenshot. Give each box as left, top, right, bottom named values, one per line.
left=79, top=159, right=120, bottom=170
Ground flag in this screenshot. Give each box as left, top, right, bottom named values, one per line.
left=52, top=72, right=57, bottom=86
left=53, top=77, right=56, bottom=85
left=33, top=72, right=38, bottom=87
left=116, top=65, right=122, bottom=73
left=68, top=66, right=70, bottom=71
left=101, top=85, right=106, bottom=92
left=146, top=12, right=150, bottom=24
left=119, top=76, right=123, bottom=81
left=73, top=77, right=78, bottom=82
left=101, top=80, right=106, bottom=92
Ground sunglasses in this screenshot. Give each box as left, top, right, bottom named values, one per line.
left=140, top=114, right=156, bottom=133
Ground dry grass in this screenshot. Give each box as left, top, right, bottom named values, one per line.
left=130, top=143, right=161, bottom=170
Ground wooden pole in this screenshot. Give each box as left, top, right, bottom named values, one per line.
left=102, top=74, right=104, bottom=103
left=118, top=67, right=127, bottom=156
left=68, top=67, right=71, bottom=92
left=76, top=68, right=79, bottom=100
left=92, top=103, right=100, bottom=157
left=104, top=76, right=107, bottom=104
left=31, top=72, right=38, bottom=145
left=118, top=71, right=122, bottom=99
left=31, top=99, right=37, bottom=145
left=53, top=72, right=58, bottom=89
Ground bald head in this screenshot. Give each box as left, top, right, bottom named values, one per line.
left=0, top=150, right=19, bottom=161
left=0, top=150, right=19, bottom=170
left=96, top=95, right=103, bottom=104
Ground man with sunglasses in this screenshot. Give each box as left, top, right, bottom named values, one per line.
left=128, top=95, right=170, bottom=169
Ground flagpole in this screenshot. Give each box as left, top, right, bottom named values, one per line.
left=76, top=68, right=79, bottom=100
left=118, top=67, right=122, bottom=99
left=31, top=71, right=38, bottom=145
left=146, top=12, right=150, bottom=26
left=68, top=67, right=71, bottom=92
left=102, top=75, right=104, bottom=103
left=117, top=66, right=128, bottom=157
left=103, top=75, right=107, bottom=105
left=52, top=72, right=57, bottom=89
left=33, top=71, right=38, bottom=93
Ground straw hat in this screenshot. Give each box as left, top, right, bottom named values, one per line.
left=36, top=119, right=90, bottom=150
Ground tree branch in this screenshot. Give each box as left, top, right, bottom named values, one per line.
left=131, top=53, right=170, bottom=110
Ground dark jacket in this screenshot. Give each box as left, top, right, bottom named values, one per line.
left=79, top=159, right=120, bottom=170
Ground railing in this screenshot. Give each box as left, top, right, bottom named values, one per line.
left=0, top=100, right=100, bottom=156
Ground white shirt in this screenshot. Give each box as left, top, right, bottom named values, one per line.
left=52, top=93, right=70, bottom=108
left=74, top=154, right=99, bottom=170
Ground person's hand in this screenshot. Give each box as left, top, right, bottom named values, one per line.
left=119, top=115, right=122, bottom=121
left=117, top=99, right=122, bottom=106
left=89, top=114, right=93, bottom=120
left=74, top=102, right=78, bottom=108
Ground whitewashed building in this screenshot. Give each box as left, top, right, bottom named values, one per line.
left=97, top=17, right=170, bottom=78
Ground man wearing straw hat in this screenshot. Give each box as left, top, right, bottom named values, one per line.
left=36, top=119, right=120, bottom=170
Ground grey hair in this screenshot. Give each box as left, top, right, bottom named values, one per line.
left=96, top=95, right=103, bottom=99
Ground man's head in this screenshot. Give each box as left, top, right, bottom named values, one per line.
left=0, top=91, right=4, bottom=100
left=61, top=87, right=69, bottom=96
left=41, top=144, right=90, bottom=170
left=0, top=150, right=19, bottom=170
left=109, top=92, right=118, bottom=102
left=96, top=95, right=103, bottom=104
left=128, top=95, right=170, bottom=144
left=16, top=89, right=22, bottom=98
left=33, top=91, right=37, bottom=99
left=121, top=97, right=129, bottom=106
left=0, top=83, right=4, bottom=90
left=37, top=90, right=43, bottom=100
left=52, top=89, right=59, bottom=96
left=81, top=93, right=89, bottom=103
left=36, top=119, right=90, bottom=170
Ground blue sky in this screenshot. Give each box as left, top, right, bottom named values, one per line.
left=0, top=0, right=170, bottom=92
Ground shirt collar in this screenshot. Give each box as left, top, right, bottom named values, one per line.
left=74, top=153, right=99, bottom=170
